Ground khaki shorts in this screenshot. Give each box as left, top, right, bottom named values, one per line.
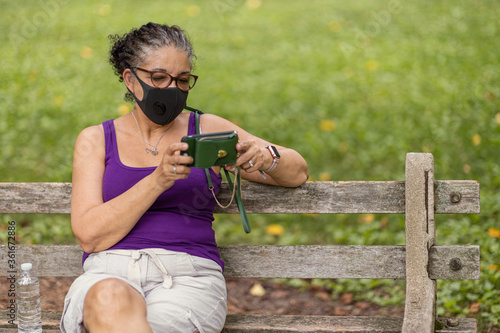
left=60, top=249, right=227, bottom=333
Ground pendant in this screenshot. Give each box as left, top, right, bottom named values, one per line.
left=145, top=148, right=158, bottom=155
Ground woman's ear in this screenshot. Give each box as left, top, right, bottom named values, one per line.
left=123, top=68, right=135, bottom=92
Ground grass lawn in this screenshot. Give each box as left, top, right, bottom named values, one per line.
left=1, top=0, right=499, bottom=330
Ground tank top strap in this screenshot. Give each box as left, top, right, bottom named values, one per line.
left=188, top=111, right=199, bottom=135
left=102, top=119, right=116, bottom=164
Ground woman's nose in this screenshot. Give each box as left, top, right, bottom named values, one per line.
left=168, top=79, right=177, bottom=89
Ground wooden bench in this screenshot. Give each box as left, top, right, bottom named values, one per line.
left=1, top=153, right=480, bottom=332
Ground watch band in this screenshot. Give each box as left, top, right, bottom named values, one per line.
left=263, top=145, right=280, bottom=173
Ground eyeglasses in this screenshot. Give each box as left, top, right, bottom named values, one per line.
left=134, top=67, right=198, bottom=91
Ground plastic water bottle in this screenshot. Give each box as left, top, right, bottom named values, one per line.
left=16, top=263, right=42, bottom=333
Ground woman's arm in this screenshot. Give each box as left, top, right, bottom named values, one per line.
left=200, top=114, right=309, bottom=187
left=70, top=125, right=192, bottom=253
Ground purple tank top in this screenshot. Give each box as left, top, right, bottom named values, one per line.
left=82, top=112, right=224, bottom=269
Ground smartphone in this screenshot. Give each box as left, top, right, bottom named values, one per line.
left=181, top=131, right=238, bottom=169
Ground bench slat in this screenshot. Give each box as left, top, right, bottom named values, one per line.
left=0, top=245, right=479, bottom=280
left=0, top=311, right=61, bottom=332
left=0, top=313, right=478, bottom=333
left=0, top=181, right=479, bottom=214
left=223, top=315, right=478, bottom=333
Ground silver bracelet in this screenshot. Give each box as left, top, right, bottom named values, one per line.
left=263, top=159, right=277, bottom=173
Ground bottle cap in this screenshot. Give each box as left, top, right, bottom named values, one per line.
left=21, top=263, right=33, bottom=271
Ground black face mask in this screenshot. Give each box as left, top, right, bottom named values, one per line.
left=128, top=74, right=188, bottom=126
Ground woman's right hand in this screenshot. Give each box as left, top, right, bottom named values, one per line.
left=152, top=142, right=193, bottom=190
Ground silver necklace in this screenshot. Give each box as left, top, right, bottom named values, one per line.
left=131, top=111, right=172, bottom=156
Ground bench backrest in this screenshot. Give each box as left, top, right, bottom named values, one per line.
left=0, top=180, right=479, bottom=215
left=0, top=153, right=480, bottom=279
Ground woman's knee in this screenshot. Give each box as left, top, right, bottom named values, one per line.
left=83, top=278, right=151, bottom=332
left=84, top=278, right=145, bottom=319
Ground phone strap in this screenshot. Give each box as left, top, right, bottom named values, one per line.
left=186, top=106, right=251, bottom=233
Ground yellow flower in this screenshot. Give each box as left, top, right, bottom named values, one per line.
left=380, top=217, right=388, bottom=229
left=488, top=265, right=500, bottom=271
left=80, top=46, right=93, bottom=59
left=328, top=21, right=341, bottom=32
left=98, top=5, right=111, bottom=16
left=338, top=142, right=348, bottom=153
left=422, top=145, right=432, bottom=153
left=495, top=113, right=500, bottom=124
left=185, top=5, right=200, bottom=17
left=320, top=119, right=336, bottom=131
left=29, top=70, right=38, bottom=81
left=472, top=134, right=481, bottom=146
left=53, top=95, right=64, bottom=107
left=266, top=224, right=285, bottom=236
left=319, top=172, right=330, bottom=181
left=342, top=67, right=353, bottom=79
left=463, top=164, right=470, bottom=174
left=487, top=228, right=500, bottom=238
left=364, top=60, right=379, bottom=72
left=359, top=214, right=375, bottom=224
left=246, top=0, right=262, bottom=9
left=118, top=103, right=131, bottom=116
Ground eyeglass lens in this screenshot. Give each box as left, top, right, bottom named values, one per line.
left=150, top=72, right=196, bottom=91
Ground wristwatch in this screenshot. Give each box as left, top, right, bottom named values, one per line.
left=263, top=146, right=280, bottom=172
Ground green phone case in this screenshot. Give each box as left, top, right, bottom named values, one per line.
left=181, top=131, right=238, bottom=169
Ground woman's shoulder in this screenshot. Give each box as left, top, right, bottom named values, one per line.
left=199, top=113, right=238, bottom=132
left=77, top=123, right=105, bottom=140
left=74, top=123, right=106, bottom=154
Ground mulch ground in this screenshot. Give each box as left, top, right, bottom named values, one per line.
left=225, top=278, right=404, bottom=317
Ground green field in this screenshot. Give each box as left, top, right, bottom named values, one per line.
left=1, top=0, right=499, bottom=330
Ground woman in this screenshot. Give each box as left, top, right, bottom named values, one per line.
left=61, top=22, right=308, bottom=333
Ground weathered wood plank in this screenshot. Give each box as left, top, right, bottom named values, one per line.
left=222, top=315, right=478, bottom=333
left=434, top=181, right=480, bottom=214
left=0, top=245, right=480, bottom=280
left=0, top=245, right=84, bottom=277
left=0, top=330, right=61, bottom=333
left=232, top=181, right=408, bottom=214
left=0, top=181, right=480, bottom=214
left=222, top=245, right=479, bottom=280
left=403, top=153, right=436, bottom=333
left=0, top=183, right=72, bottom=214
left=221, top=245, right=408, bottom=279
left=0, top=310, right=61, bottom=331
left=429, top=246, right=480, bottom=280
left=0, top=313, right=477, bottom=333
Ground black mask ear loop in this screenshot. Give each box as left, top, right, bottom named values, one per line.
left=127, top=68, right=145, bottom=104
left=127, top=68, right=142, bottom=107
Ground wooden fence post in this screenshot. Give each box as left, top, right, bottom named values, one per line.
left=402, top=153, right=436, bottom=333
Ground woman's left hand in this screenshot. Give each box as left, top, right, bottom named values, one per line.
left=225, top=140, right=269, bottom=174
left=200, top=113, right=308, bottom=187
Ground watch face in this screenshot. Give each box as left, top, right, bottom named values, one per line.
left=271, top=146, right=280, bottom=158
